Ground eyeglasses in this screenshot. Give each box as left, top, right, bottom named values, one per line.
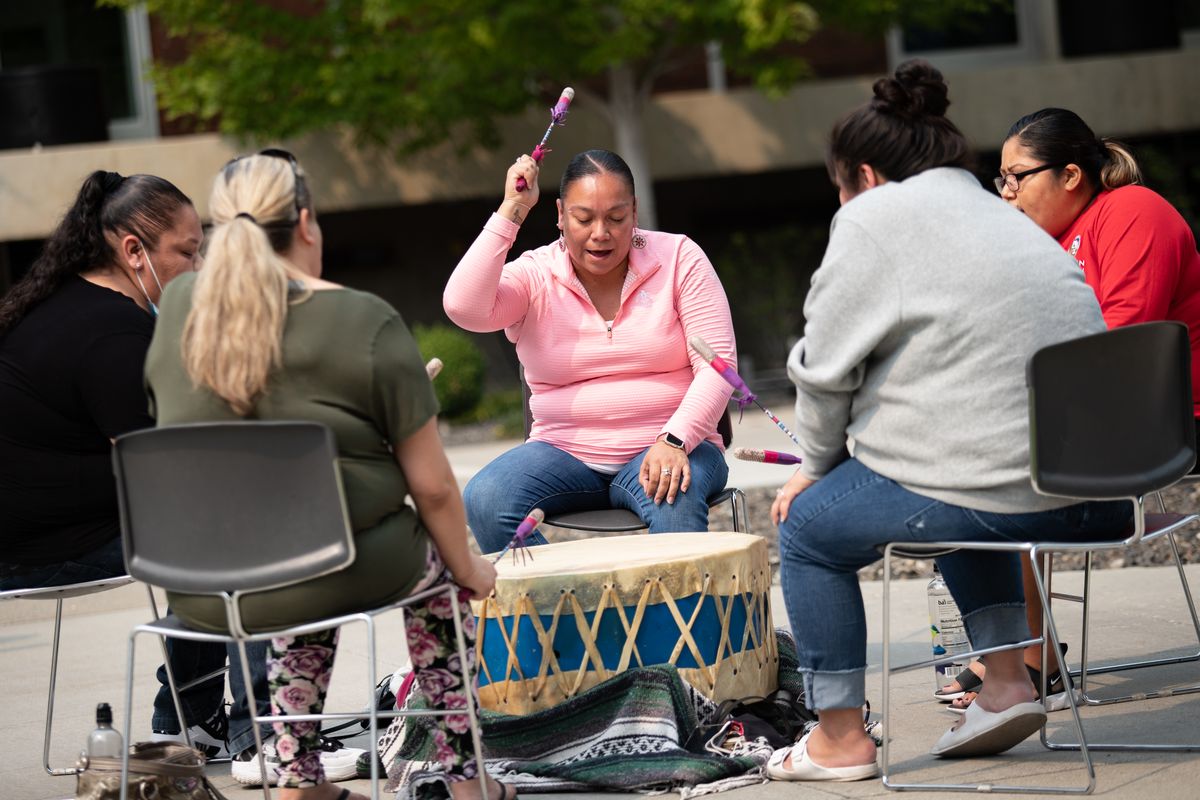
left=993, top=162, right=1065, bottom=194
left=222, top=148, right=305, bottom=219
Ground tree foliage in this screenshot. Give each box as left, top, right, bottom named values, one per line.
left=110, top=0, right=998, bottom=152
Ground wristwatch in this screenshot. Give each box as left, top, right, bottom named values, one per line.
left=662, top=432, right=686, bottom=450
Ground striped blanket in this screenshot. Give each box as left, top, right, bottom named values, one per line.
left=383, top=632, right=804, bottom=797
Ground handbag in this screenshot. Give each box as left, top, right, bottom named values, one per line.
left=75, top=741, right=230, bottom=800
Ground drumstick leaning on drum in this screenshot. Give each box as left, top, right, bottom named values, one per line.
left=492, top=508, right=544, bottom=565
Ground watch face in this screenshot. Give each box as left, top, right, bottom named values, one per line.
left=666, top=433, right=684, bottom=448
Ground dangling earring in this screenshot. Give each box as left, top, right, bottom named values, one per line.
left=557, top=230, right=566, bottom=251
left=631, top=229, right=647, bottom=250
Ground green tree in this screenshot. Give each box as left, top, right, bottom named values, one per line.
left=110, top=0, right=997, bottom=228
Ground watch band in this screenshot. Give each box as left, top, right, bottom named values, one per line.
left=662, top=432, right=685, bottom=450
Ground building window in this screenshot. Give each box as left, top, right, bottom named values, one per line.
left=0, top=1, right=158, bottom=143
left=887, top=0, right=1055, bottom=70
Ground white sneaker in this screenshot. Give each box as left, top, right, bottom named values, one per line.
left=150, top=707, right=230, bottom=759
left=230, top=736, right=365, bottom=786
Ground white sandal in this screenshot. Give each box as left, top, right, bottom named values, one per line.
left=765, top=731, right=879, bottom=782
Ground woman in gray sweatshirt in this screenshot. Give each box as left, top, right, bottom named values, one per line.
left=765, top=60, right=1132, bottom=782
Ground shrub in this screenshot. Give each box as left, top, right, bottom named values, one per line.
left=414, top=323, right=485, bottom=419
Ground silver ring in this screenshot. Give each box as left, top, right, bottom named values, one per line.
left=661, top=468, right=671, bottom=476
left=514, top=155, right=523, bottom=163
left=776, top=488, right=785, bottom=496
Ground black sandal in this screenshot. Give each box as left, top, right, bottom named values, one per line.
left=934, top=665, right=984, bottom=701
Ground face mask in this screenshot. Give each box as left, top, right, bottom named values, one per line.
left=132, top=239, right=165, bottom=317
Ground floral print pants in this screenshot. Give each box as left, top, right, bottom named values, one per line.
left=267, top=543, right=479, bottom=788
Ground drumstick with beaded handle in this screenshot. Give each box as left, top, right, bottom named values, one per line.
left=688, top=336, right=802, bottom=448
left=425, top=358, right=443, bottom=380
left=514, top=87, right=575, bottom=192
left=491, top=508, right=545, bottom=565
left=733, top=447, right=803, bottom=466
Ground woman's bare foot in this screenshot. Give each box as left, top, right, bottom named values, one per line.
left=277, top=784, right=368, bottom=800
left=448, top=775, right=517, bottom=800
left=789, top=724, right=876, bottom=769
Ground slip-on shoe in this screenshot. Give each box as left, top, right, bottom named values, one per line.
left=931, top=700, right=1046, bottom=758
left=765, top=731, right=879, bottom=782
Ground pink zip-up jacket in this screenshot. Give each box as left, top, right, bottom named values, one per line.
left=444, top=214, right=736, bottom=464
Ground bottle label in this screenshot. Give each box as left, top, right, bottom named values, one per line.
left=928, top=584, right=971, bottom=689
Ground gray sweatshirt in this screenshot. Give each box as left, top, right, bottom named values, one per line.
left=787, top=167, right=1106, bottom=513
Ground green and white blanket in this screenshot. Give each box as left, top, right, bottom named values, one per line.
left=383, top=632, right=806, bottom=797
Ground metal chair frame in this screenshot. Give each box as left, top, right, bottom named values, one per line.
left=878, top=322, right=1199, bottom=794
left=1, top=575, right=135, bottom=776
left=1052, top=479, right=1200, bottom=707
left=122, top=582, right=482, bottom=800
left=112, top=421, right=487, bottom=800
left=543, top=486, right=750, bottom=534
left=881, top=505, right=1199, bottom=795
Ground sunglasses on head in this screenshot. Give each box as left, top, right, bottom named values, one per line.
left=223, top=148, right=305, bottom=218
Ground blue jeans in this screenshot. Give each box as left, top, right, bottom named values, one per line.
left=778, top=458, right=1133, bottom=713
left=464, top=440, right=731, bottom=553
left=0, top=536, right=127, bottom=590
left=152, top=639, right=271, bottom=754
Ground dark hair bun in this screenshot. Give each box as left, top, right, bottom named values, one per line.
left=871, top=58, right=950, bottom=119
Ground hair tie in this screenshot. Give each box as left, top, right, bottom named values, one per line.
left=236, top=212, right=258, bottom=224
left=101, top=172, right=125, bottom=194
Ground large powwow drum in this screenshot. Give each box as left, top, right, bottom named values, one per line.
left=473, top=532, right=778, bottom=715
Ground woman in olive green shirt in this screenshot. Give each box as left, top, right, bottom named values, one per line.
left=145, top=152, right=509, bottom=800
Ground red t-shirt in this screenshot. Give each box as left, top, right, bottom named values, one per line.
left=1058, top=185, right=1200, bottom=416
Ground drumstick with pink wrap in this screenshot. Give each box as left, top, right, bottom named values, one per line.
left=514, top=87, right=575, bottom=192
left=733, top=447, right=803, bottom=466
left=492, top=508, right=544, bottom=565
left=688, top=336, right=802, bottom=448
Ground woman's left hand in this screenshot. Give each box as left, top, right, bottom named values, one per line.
left=771, top=470, right=816, bottom=525
left=640, top=441, right=691, bottom=505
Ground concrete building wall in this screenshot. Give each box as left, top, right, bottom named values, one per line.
left=2, top=47, right=1198, bottom=243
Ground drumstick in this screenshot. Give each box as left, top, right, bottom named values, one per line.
left=492, top=508, right=545, bottom=565
left=732, top=447, right=803, bottom=466
left=688, top=336, right=802, bottom=448
left=425, top=358, right=443, bottom=380
left=514, top=87, right=574, bottom=192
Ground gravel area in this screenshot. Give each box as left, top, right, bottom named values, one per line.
left=537, top=483, right=1200, bottom=581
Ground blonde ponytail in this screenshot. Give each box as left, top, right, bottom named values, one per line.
left=182, top=155, right=311, bottom=416
left=1099, top=138, right=1143, bottom=190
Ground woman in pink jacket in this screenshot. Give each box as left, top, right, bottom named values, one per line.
left=443, top=149, right=737, bottom=553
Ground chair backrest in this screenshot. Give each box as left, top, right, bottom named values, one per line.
left=112, top=421, right=355, bottom=595
left=1027, top=321, right=1196, bottom=499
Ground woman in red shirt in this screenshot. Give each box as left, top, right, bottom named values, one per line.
left=999, top=107, right=1200, bottom=423
left=942, top=108, right=1200, bottom=708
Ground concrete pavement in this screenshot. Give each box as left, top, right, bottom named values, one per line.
left=5, top=410, right=1200, bottom=798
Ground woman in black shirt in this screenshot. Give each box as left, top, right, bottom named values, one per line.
left=0, top=170, right=201, bottom=582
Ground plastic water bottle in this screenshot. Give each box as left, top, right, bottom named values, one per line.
left=87, top=703, right=123, bottom=759
left=927, top=565, right=970, bottom=691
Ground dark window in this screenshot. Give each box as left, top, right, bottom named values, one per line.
left=901, top=2, right=1019, bottom=52
left=0, top=0, right=131, bottom=120
left=1057, top=0, right=1181, bottom=57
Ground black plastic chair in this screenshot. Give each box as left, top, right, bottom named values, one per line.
left=112, top=421, right=485, bottom=800
left=519, top=369, right=748, bottom=533
left=880, top=322, right=1199, bottom=793
left=1, top=575, right=135, bottom=775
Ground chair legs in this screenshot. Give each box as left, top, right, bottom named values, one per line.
left=1068, top=529, right=1200, bottom=705
left=727, top=488, right=748, bottom=533
left=121, top=583, right=489, bottom=800
left=40, top=598, right=76, bottom=777
left=880, top=541, right=1097, bottom=795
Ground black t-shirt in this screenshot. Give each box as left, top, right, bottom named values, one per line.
left=0, top=276, right=154, bottom=564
